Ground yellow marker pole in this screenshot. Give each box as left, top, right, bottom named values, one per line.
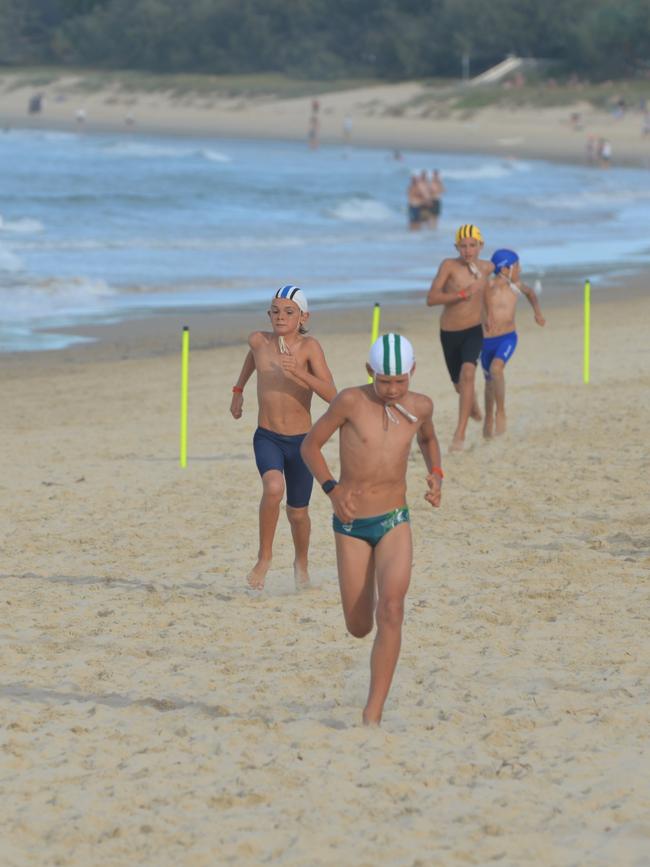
left=583, top=279, right=591, bottom=384
left=367, top=303, right=381, bottom=383
left=180, top=326, right=189, bottom=467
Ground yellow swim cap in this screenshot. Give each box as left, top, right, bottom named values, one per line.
left=455, top=224, right=483, bottom=244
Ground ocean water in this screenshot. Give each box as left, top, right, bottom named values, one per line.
left=2, top=127, right=650, bottom=351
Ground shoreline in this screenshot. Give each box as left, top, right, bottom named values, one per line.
left=2, top=73, right=650, bottom=168
left=2, top=271, right=647, bottom=373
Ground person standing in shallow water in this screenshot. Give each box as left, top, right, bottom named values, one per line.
left=301, top=334, right=442, bottom=726
left=426, top=224, right=493, bottom=452
left=230, top=286, right=336, bottom=591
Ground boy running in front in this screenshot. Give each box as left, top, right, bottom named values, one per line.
left=230, top=285, right=336, bottom=591
left=426, top=224, right=493, bottom=452
left=301, top=334, right=442, bottom=725
left=482, top=249, right=546, bottom=437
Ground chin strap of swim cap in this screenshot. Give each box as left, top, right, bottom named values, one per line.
left=372, top=379, right=417, bottom=425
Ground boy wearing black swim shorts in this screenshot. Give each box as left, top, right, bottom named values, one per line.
left=301, top=334, right=442, bottom=726
left=230, top=286, right=336, bottom=591
left=426, top=224, right=493, bottom=452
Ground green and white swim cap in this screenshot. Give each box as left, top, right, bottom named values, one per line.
left=368, top=333, right=415, bottom=376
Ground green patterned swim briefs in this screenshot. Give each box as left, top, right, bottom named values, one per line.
left=332, top=507, right=410, bottom=548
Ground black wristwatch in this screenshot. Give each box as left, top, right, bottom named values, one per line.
left=321, top=479, right=338, bottom=495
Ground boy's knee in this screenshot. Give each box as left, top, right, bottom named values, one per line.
left=286, top=505, right=309, bottom=525
left=490, top=360, right=505, bottom=378
left=262, top=475, right=285, bottom=502
left=459, top=363, right=476, bottom=384
left=376, top=597, right=404, bottom=630
left=346, top=616, right=373, bottom=639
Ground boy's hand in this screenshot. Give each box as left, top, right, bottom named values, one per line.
left=424, top=473, right=442, bottom=507
left=535, top=313, right=546, bottom=326
left=230, top=393, right=243, bottom=419
left=330, top=484, right=359, bottom=523
left=278, top=355, right=303, bottom=380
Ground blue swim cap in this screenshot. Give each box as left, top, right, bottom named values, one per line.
left=491, top=249, right=519, bottom=274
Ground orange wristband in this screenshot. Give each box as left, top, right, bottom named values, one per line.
left=232, top=386, right=243, bottom=394
left=431, top=466, right=444, bottom=479
left=458, top=290, right=467, bottom=300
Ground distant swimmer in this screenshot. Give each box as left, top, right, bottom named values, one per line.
left=427, top=169, right=445, bottom=229
left=426, top=224, right=493, bottom=452
left=407, top=172, right=427, bottom=231
left=229, top=286, right=336, bottom=591
left=481, top=249, right=546, bottom=438
left=301, top=334, right=442, bottom=726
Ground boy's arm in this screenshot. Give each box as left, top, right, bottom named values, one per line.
left=280, top=339, right=337, bottom=403
left=426, top=261, right=481, bottom=307
left=300, top=394, right=348, bottom=484
left=229, top=347, right=256, bottom=420
left=521, top=283, right=546, bottom=326
left=415, top=398, right=443, bottom=508
left=301, top=391, right=358, bottom=522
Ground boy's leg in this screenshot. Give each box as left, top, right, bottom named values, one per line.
left=450, top=361, right=478, bottom=451
left=490, top=358, right=507, bottom=434
left=363, top=522, right=412, bottom=726
left=334, top=533, right=376, bottom=638
left=286, top=505, right=311, bottom=589
left=248, top=469, right=284, bottom=589
left=483, top=376, right=495, bottom=438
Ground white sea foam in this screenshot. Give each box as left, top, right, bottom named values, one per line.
left=0, top=244, right=23, bottom=273
left=529, top=188, right=650, bottom=211
left=328, top=198, right=394, bottom=222
left=0, top=277, right=116, bottom=323
left=0, top=215, right=44, bottom=234
left=201, top=149, right=232, bottom=163
left=440, top=162, right=519, bottom=181
left=105, top=142, right=194, bottom=159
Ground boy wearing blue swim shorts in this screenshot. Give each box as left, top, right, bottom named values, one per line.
left=482, top=250, right=546, bottom=438
left=230, top=286, right=336, bottom=591
left=301, top=334, right=443, bottom=726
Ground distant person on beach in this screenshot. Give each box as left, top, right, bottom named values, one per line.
left=426, top=224, right=493, bottom=452
left=301, top=334, right=442, bottom=726
left=308, top=112, right=320, bottom=150
left=28, top=93, right=43, bottom=115
left=308, top=99, right=320, bottom=150
left=481, top=249, right=546, bottom=438
left=342, top=114, right=353, bottom=143
left=598, top=138, right=612, bottom=168
left=229, top=285, right=336, bottom=591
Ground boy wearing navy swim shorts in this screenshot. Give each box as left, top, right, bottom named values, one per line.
left=482, top=250, right=546, bottom=438
left=230, top=286, right=336, bottom=591
left=301, top=334, right=443, bottom=726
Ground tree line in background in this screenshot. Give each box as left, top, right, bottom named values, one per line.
left=1, top=0, right=649, bottom=81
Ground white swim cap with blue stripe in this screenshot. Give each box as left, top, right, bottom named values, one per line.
left=273, top=284, right=308, bottom=313
left=369, top=333, right=415, bottom=376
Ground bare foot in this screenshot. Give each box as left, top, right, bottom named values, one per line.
left=362, top=707, right=382, bottom=727
left=448, top=437, right=465, bottom=453
left=483, top=415, right=494, bottom=439
left=470, top=403, right=483, bottom=422
left=247, top=558, right=271, bottom=591
left=294, top=562, right=311, bottom=590
left=495, top=412, right=507, bottom=436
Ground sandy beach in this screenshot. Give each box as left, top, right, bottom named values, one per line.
left=2, top=72, right=650, bottom=166
left=2, top=274, right=649, bottom=864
